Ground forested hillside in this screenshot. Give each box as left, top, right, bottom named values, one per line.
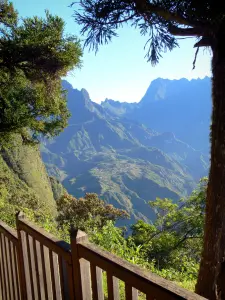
left=0, top=134, right=57, bottom=215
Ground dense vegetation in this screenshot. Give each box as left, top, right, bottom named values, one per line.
left=0, top=177, right=206, bottom=292
left=0, top=1, right=82, bottom=213
left=0, top=1, right=82, bottom=144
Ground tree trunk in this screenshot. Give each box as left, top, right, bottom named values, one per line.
left=196, top=29, right=225, bottom=300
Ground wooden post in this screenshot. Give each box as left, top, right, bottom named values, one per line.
left=70, top=229, right=89, bottom=300
left=16, top=212, right=27, bottom=300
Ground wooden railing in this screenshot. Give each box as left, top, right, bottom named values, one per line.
left=0, top=213, right=206, bottom=300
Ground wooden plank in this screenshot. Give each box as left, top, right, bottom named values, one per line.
left=32, top=238, right=42, bottom=300
left=91, top=264, right=104, bottom=300
left=58, top=256, right=65, bottom=300
left=0, top=233, right=6, bottom=300
left=44, top=245, right=54, bottom=300
left=77, top=243, right=206, bottom=300
left=0, top=242, right=3, bottom=300
left=66, top=262, right=75, bottom=300
left=2, top=235, right=10, bottom=299
left=52, top=252, right=61, bottom=300
left=125, top=283, right=138, bottom=300
left=16, top=213, right=28, bottom=300
left=80, top=258, right=92, bottom=300
left=125, top=282, right=132, bottom=300
left=40, top=244, right=49, bottom=299
left=91, top=263, right=98, bottom=300
left=30, top=235, right=39, bottom=299
left=25, top=233, right=35, bottom=300
left=71, top=230, right=88, bottom=300
left=9, top=241, right=17, bottom=300
left=17, top=218, right=71, bottom=262
left=107, top=273, right=119, bottom=300
left=0, top=221, right=18, bottom=244
left=132, top=288, right=139, bottom=300
left=13, top=244, right=20, bottom=300
left=36, top=241, right=46, bottom=299
left=7, top=239, right=16, bottom=300
left=49, top=249, right=57, bottom=300
left=21, top=230, right=32, bottom=299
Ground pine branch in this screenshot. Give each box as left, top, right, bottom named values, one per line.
left=133, top=0, right=204, bottom=27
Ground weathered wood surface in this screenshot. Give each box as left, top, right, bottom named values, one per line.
left=0, top=221, right=18, bottom=244
left=0, top=228, right=21, bottom=300
left=16, top=213, right=74, bottom=300
left=17, top=216, right=71, bottom=262
left=76, top=241, right=206, bottom=300
left=90, top=264, right=104, bottom=300
left=106, top=273, right=119, bottom=300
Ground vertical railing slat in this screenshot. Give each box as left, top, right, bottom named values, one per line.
left=0, top=236, right=3, bottom=299
left=132, top=288, right=139, bottom=300
left=8, top=239, right=16, bottom=300
left=5, top=236, right=12, bottom=300
left=71, top=230, right=89, bottom=300
left=2, top=235, right=10, bottom=299
left=52, top=253, right=62, bottom=300
left=13, top=244, right=21, bottom=300
left=25, top=232, right=35, bottom=300
left=40, top=243, right=49, bottom=299
left=66, top=262, right=75, bottom=300
left=21, top=231, right=32, bottom=299
left=16, top=213, right=27, bottom=300
left=91, top=264, right=104, bottom=300
left=33, top=237, right=42, bottom=300
left=0, top=233, right=7, bottom=300
left=80, top=258, right=92, bottom=299
left=107, top=272, right=120, bottom=300
left=58, top=256, right=65, bottom=300
left=49, top=249, right=57, bottom=300
left=35, top=241, right=45, bottom=299
left=125, top=283, right=139, bottom=300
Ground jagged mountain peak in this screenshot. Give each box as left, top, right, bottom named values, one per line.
left=140, top=76, right=211, bottom=104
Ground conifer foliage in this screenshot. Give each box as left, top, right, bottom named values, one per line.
left=0, top=1, right=82, bottom=142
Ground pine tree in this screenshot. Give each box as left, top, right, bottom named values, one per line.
left=0, top=1, right=82, bottom=142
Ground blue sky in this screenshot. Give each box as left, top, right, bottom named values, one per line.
left=12, top=0, right=211, bottom=103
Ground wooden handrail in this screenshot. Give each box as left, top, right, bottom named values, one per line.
left=16, top=214, right=71, bottom=263
left=0, top=215, right=208, bottom=300
left=76, top=240, right=206, bottom=300
left=0, top=221, right=18, bottom=245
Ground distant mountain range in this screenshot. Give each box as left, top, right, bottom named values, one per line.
left=41, top=78, right=210, bottom=224
left=102, top=77, right=211, bottom=152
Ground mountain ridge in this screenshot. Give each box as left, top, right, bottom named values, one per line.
left=101, top=77, right=211, bottom=151
left=41, top=79, right=209, bottom=224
